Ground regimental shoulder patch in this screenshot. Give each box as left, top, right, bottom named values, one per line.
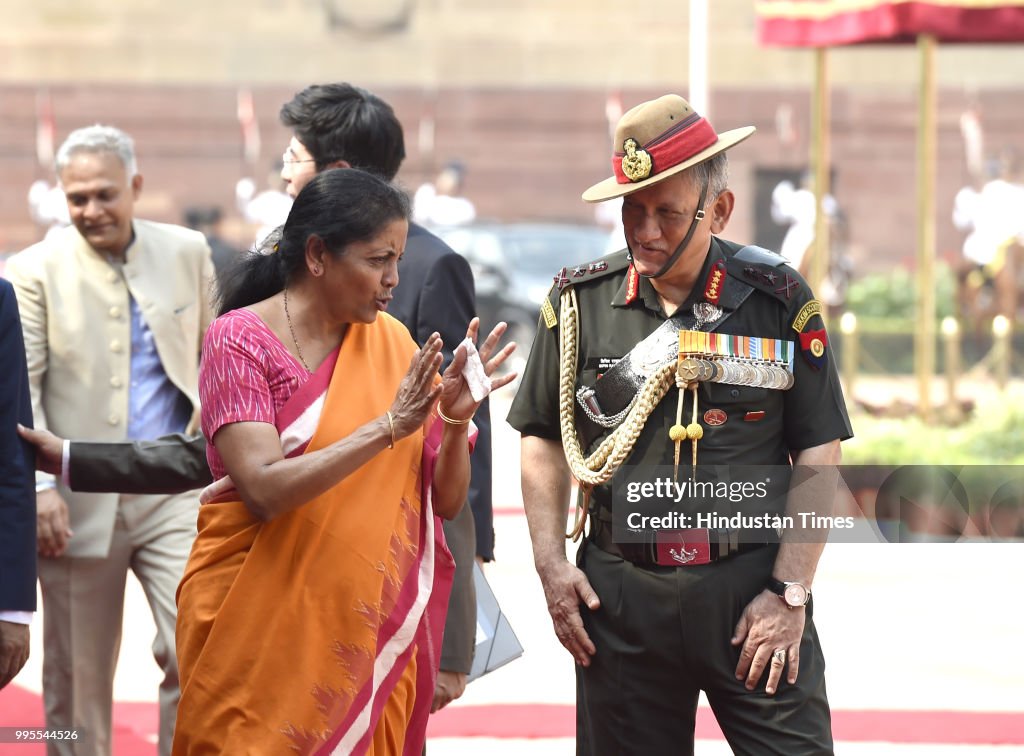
left=540, top=298, right=558, bottom=329
left=791, top=299, right=823, bottom=334
left=799, top=328, right=828, bottom=370
left=790, top=297, right=827, bottom=368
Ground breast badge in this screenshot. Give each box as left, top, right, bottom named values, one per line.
left=703, top=408, right=727, bottom=426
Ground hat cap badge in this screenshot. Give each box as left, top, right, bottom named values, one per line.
left=582, top=94, right=756, bottom=203
left=621, top=138, right=652, bottom=182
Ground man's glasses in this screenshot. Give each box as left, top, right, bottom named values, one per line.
left=281, top=151, right=317, bottom=166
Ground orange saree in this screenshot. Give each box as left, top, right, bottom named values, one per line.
left=173, top=313, right=455, bottom=755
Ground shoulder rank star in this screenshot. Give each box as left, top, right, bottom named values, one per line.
left=703, top=260, right=726, bottom=305
left=621, top=137, right=652, bottom=182
left=624, top=264, right=640, bottom=305
left=742, top=264, right=780, bottom=287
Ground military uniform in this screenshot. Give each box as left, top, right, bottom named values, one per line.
left=508, top=236, right=852, bottom=755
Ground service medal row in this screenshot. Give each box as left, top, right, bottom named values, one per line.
left=678, top=330, right=795, bottom=371
left=677, top=356, right=795, bottom=390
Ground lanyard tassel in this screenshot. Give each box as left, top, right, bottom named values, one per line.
left=670, top=389, right=686, bottom=482
left=670, top=379, right=703, bottom=481
left=686, top=384, right=703, bottom=479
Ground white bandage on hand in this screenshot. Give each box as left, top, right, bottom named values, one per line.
left=459, top=337, right=491, bottom=402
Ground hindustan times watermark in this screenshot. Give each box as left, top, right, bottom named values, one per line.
left=607, top=465, right=1024, bottom=544
left=624, top=509, right=855, bottom=532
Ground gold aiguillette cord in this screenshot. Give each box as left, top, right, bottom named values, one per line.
left=567, top=483, right=591, bottom=542
left=688, top=384, right=701, bottom=479
left=669, top=382, right=703, bottom=482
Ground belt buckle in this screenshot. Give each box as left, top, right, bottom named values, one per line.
left=654, top=529, right=712, bottom=566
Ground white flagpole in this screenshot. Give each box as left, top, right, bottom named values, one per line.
left=689, top=0, right=709, bottom=117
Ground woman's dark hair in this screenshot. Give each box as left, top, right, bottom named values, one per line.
left=217, top=168, right=410, bottom=315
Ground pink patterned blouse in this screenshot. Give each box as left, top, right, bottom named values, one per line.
left=199, top=307, right=311, bottom=480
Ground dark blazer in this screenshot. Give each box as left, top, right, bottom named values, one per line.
left=0, top=277, right=37, bottom=612
left=389, top=222, right=490, bottom=674
left=390, top=223, right=494, bottom=561
left=70, top=433, right=211, bottom=494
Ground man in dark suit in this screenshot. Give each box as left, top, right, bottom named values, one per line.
left=0, top=277, right=37, bottom=690
left=20, top=82, right=492, bottom=713
left=384, top=223, right=486, bottom=706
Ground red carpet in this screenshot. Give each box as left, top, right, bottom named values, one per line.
left=4, top=684, right=1022, bottom=751
left=0, top=685, right=156, bottom=756
left=426, top=703, right=1024, bottom=745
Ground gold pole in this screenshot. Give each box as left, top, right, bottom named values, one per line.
left=811, top=47, right=831, bottom=303
left=839, top=312, right=858, bottom=402
left=993, top=315, right=1011, bottom=391
left=915, top=34, right=937, bottom=421
left=941, top=317, right=961, bottom=423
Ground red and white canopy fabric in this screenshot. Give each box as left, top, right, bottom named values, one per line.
left=756, top=0, right=1024, bottom=45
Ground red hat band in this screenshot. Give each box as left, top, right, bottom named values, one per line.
left=612, top=113, right=719, bottom=185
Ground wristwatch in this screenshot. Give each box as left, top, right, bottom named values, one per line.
left=765, top=577, right=810, bottom=608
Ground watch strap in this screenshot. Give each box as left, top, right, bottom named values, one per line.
left=765, top=577, right=810, bottom=606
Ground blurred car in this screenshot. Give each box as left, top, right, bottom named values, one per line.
left=433, top=222, right=612, bottom=373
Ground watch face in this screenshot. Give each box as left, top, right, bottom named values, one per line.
left=784, top=583, right=808, bottom=607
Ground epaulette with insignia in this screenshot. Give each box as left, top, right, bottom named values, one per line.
left=541, top=250, right=630, bottom=329
left=723, top=243, right=804, bottom=306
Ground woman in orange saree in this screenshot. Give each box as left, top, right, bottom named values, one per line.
left=173, top=169, right=515, bottom=755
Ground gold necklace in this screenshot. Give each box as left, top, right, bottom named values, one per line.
left=283, top=288, right=311, bottom=372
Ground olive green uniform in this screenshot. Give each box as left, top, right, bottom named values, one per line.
left=508, top=237, right=852, bottom=755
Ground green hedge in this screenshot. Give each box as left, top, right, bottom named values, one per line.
left=843, top=387, right=1024, bottom=465
left=845, top=264, right=957, bottom=321
left=837, top=264, right=1023, bottom=373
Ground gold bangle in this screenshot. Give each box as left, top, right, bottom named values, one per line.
left=436, top=404, right=472, bottom=426
left=385, top=411, right=396, bottom=449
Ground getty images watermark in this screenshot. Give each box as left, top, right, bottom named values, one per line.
left=609, top=465, right=1024, bottom=544
left=623, top=476, right=854, bottom=531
